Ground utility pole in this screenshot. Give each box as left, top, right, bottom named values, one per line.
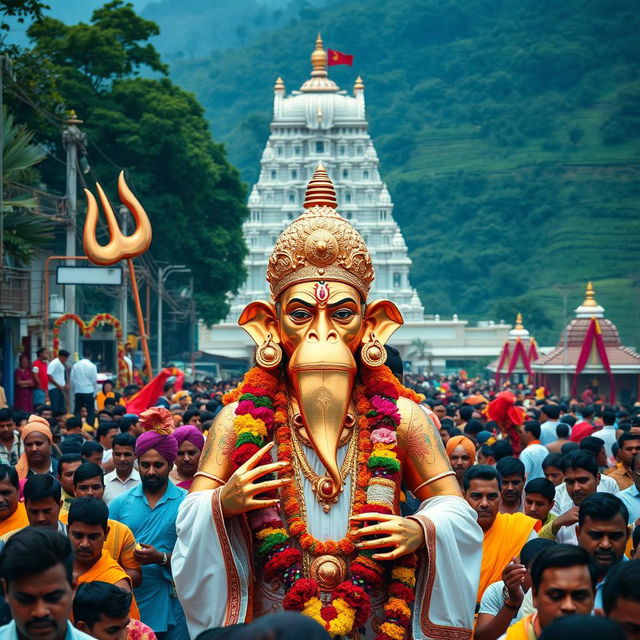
left=157, top=264, right=189, bottom=371
left=118, top=205, right=129, bottom=339
left=61, top=111, right=87, bottom=359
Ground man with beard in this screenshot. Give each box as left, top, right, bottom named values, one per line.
left=576, top=493, right=629, bottom=610
left=0, top=527, right=94, bottom=640
left=108, top=408, right=187, bottom=640
left=464, top=466, right=537, bottom=606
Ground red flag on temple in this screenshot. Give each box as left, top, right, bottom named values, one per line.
left=327, top=49, right=353, bottom=66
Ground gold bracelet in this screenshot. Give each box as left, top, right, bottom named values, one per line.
left=194, top=471, right=226, bottom=485
left=413, top=470, right=457, bottom=494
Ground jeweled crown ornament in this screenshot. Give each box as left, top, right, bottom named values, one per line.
left=266, top=163, right=374, bottom=301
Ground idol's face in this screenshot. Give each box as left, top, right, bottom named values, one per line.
left=278, top=281, right=364, bottom=357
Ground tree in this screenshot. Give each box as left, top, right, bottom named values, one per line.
left=568, top=126, right=584, bottom=149
left=11, top=1, right=247, bottom=324
left=409, top=337, right=433, bottom=374
left=1, top=106, right=52, bottom=264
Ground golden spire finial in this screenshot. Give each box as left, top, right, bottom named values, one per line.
left=311, top=32, right=327, bottom=72
left=274, top=76, right=285, bottom=91
left=515, top=312, right=524, bottom=330
left=303, top=163, right=337, bottom=209
left=582, top=281, right=598, bottom=307
left=66, top=109, right=83, bottom=125
left=354, top=76, right=365, bottom=91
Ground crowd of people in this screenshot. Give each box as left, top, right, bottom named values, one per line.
left=0, top=347, right=639, bottom=640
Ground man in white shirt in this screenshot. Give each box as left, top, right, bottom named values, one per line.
left=47, top=349, right=69, bottom=414
left=70, top=348, right=98, bottom=425
left=102, top=433, right=140, bottom=504
left=592, top=408, right=618, bottom=465
left=539, top=404, right=562, bottom=445
left=518, top=420, right=549, bottom=481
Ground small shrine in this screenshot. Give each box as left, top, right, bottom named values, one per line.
left=533, top=282, right=640, bottom=403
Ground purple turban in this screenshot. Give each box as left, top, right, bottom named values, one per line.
left=136, top=407, right=179, bottom=464
left=173, top=425, right=205, bottom=451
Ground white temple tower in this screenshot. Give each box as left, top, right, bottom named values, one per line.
left=227, top=34, right=425, bottom=322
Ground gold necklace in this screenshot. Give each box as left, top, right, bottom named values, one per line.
left=290, top=420, right=358, bottom=513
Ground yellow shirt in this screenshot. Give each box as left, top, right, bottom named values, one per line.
left=0, top=503, right=29, bottom=537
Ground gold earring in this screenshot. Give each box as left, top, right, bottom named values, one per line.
left=360, top=332, right=387, bottom=368
left=255, top=333, right=282, bottom=369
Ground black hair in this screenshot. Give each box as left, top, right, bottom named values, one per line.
left=632, top=526, right=640, bottom=551
left=577, top=493, right=629, bottom=528
left=530, top=544, right=597, bottom=594
left=524, top=420, right=541, bottom=439
left=560, top=441, right=579, bottom=455
left=0, top=408, right=12, bottom=422
left=111, top=406, right=126, bottom=417
left=82, top=348, right=92, bottom=359
left=601, top=408, right=617, bottom=426
left=463, top=464, right=501, bottom=491
left=525, top=477, right=556, bottom=502
left=542, top=404, right=561, bottom=420
left=65, top=416, right=82, bottom=430
left=112, top=432, right=136, bottom=449
left=200, top=411, right=215, bottom=423
left=0, top=527, right=73, bottom=585
left=492, top=439, right=513, bottom=461
left=555, top=423, right=570, bottom=439
left=205, top=401, right=220, bottom=413
left=458, top=405, right=474, bottom=422
left=57, top=454, right=84, bottom=477
left=602, top=559, right=640, bottom=614
left=36, top=347, right=47, bottom=357
left=23, top=474, right=61, bottom=503
left=0, top=464, right=18, bottom=490
left=478, top=444, right=495, bottom=459
left=73, top=581, right=132, bottom=627
left=537, top=615, right=625, bottom=640
left=58, top=349, right=70, bottom=358
left=81, top=440, right=104, bottom=458
left=118, top=416, right=138, bottom=433
left=496, top=456, right=525, bottom=479
left=97, top=421, right=119, bottom=440
left=559, top=414, right=577, bottom=427
left=520, top=538, right=556, bottom=568
left=617, top=431, right=640, bottom=448
left=68, top=496, right=108, bottom=532
left=561, top=449, right=598, bottom=477
left=580, top=436, right=604, bottom=456
left=464, top=418, right=484, bottom=436
left=183, top=409, right=201, bottom=424
left=581, top=405, right=595, bottom=419
left=163, top=381, right=174, bottom=392
left=73, top=462, right=104, bottom=487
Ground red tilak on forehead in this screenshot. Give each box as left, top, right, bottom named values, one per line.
left=314, top=282, right=330, bottom=304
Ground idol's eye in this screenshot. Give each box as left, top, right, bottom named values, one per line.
left=290, top=309, right=312, bottom=320
left=332, top=308, right=355, bottom=320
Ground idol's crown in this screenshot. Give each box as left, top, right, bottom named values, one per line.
left=266, top=164, right=374, bottom=301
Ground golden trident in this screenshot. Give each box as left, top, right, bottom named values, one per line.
left=83, top=171, right=153, bottom=380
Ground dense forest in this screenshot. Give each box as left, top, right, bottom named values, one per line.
left=165, top=0, right=640, bottom=346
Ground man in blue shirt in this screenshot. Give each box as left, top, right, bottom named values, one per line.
left=616, top=452, right=640, bottom=526
left=109, top=411, right=188, bottom=640
left=0, top=527, right=94, bottom=640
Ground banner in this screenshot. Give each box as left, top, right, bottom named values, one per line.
left=126, top=367, right=184, bottom=415
left=494, top=341, right=510, bottom=386
left=506, top=338, right=534, bottom=379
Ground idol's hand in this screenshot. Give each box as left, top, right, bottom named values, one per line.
left=351, top=512, right=425, bottom=561
left=220, top=441, right=292, bottom=517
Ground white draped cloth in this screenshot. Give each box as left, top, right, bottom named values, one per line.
left=172, top=443, right=482, bottom=639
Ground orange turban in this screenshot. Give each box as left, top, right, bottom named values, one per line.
left=15, top=415, right=53, bottom=479
left=445, top=435, right=476, bottom=464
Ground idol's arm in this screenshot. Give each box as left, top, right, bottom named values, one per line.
left=190, top=402, right=238, bottom=492
left=396, top=397, right=461, bottom=501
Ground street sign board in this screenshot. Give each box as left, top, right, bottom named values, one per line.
left=56, top=266, right=123, bottom=286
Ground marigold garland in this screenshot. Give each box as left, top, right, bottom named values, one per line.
left=225, top=365, right=419, bottom=639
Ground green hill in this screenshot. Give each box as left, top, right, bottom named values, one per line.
left=168, top=0, right=640, bottom=346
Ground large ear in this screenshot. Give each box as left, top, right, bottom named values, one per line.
left=362, top=299, right=404, bottom=345
left=238, top=301, right=279, bottom=347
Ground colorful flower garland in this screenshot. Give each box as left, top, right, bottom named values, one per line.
left=52, top=312, right=127, bottom=387
left=223, top=366, right=421, bottom=639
